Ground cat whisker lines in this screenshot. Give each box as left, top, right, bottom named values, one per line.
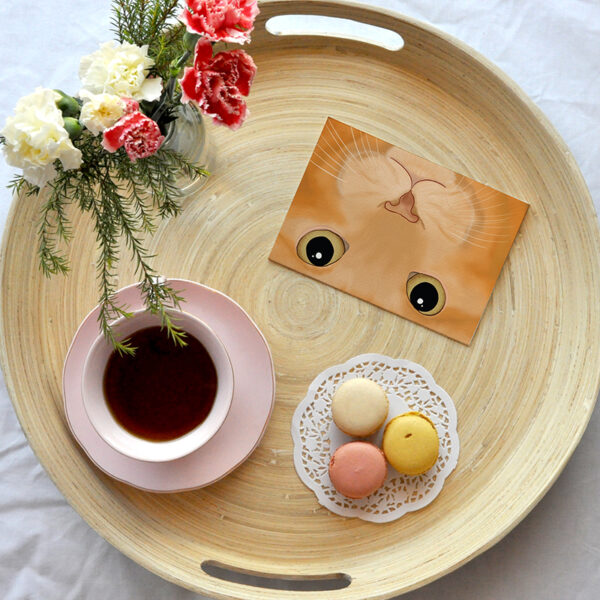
left=350, top=126, right=363, bottom=162
left=357, top=150, right=387, bottom=173
left=325, top=122, right=386, bottom=173
left=464, top=228, right=512, bottom=236
left=464, top=228, right=511, bottom=239
left=349, top=128, right=383, bottom=170
left=310, top=151, right=345, bottom=177
left=452, top=190, right=504, bottom=210
left=360, top=132, right=379, bottom=165
left=453, top=200, right=514, bottom=213
left=450, top=209, right=513, bottom=228
left=309, top=159, right=346, bottom=182
left=356, top=129, right=368, bottom=158
left=317, top=135, right=348, bottom=170
left=326, top=120, right=353, bottom=162
left=312, top=144, right=344, bottom=167
left=466, top=222, right=512, bottom=232
left=338, top=151, right=389, bottom=187
left=322, top=135, right=344, bottom=162
left=358, top=134, right=373, bottom=165
left=452, top=196, right=497, bottom=210
left=362, top=135, right=375, bottom=163
left=328, top=125, right=352, bottom=162
left=458, top=199, right=509, bottom=212
left=459, top=228, right=511, bottom=243
left=312, top=130, right=353, bottom=172
left=324, top=130, right=353, bottom=163
left=459, top=214, right=512, bottom=224
left=445, top=229, right=488, bottom=249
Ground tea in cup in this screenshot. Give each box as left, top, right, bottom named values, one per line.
left=82, top=309, right=233, bottom=462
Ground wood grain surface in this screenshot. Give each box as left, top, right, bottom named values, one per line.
left=1, top=1, right=599, bottom=598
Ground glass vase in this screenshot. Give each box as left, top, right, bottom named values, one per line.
left=162, top=103, right=210, bottom=198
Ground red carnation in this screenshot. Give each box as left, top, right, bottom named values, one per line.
left=102, top=111, right=164, bottom=161
left=180, top=0, right=259, bottom=44
left=179, top=39, right=257, bottom=130
left=121, top=97, right=140, bottom=114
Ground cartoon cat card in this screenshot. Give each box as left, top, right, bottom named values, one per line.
left=269, top=118, right=528, bottom=344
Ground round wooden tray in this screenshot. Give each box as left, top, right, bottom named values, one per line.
left=1, top=1, right=599, bottom=598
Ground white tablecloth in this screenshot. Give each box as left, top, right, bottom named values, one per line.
left=1, top=1, right=599, bottom=598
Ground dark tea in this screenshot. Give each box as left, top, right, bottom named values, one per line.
left=103, top=326, right=218, bottom=441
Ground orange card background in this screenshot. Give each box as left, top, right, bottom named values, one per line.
left=270, top=118, right=528, bottom=344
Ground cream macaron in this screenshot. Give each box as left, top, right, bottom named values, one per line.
left=331, top=377, right=389, bottom=437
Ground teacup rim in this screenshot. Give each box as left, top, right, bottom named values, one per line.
left=81, top=307, right=234, bottom=462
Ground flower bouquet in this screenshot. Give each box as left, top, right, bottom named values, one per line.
left=0, top=0, right=258, bottom=353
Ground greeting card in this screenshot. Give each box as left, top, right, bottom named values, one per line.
left=270, top=118, right=528, bottom=344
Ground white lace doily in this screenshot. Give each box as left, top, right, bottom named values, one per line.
left=292, top=354, right=460, bottom=522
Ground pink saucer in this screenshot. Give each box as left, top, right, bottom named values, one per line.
left=63, top=279, right=275, bottom=492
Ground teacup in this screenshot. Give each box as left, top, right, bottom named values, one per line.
left=82, top=309, right=234, bottom=462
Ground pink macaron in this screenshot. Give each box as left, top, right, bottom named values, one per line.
left=329, top=441, right=388, bottom=499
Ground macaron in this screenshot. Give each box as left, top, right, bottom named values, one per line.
left=328, top=441, right=388, bottom=499
left=382, top=412, right=439, bottom=475
left=331, top=377, right=389, bottom=437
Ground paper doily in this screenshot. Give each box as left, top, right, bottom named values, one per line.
left=292, top=354, right=460, bottom=522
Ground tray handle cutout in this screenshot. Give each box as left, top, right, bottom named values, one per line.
left=265, top=15, right=404, bottom=51
left=202, top=561, right=351, bottom=591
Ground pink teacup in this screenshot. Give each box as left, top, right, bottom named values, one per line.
left=81, top=309, right=234, bottom=462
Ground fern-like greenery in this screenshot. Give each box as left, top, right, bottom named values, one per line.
left=8, top=130, right=208, bottom=355
left=111, top=0, right=187, bottom=79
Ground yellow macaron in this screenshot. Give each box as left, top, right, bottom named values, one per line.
left=382, top=412, right=439, bottom=475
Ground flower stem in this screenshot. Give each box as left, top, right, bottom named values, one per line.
left=151, top=48, right=192, bottom=123
left=175, top=49, right=192, bottom=70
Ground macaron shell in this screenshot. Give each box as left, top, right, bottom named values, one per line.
left=382, top=412, right=439, bottom=476
left=329, top=441, right=388, bottom=499
left=331, top=377, right=389, bottom=437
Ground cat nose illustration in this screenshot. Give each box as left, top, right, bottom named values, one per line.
left=385, top=189, right=420, bottom=223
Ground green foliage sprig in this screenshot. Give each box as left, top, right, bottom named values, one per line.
left=6, top=131, right=208, bottom=355
left=111, top=0, right=188, bottom=80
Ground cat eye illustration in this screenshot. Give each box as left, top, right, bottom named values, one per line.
left=406, top=273, right=446, bottom=316
left=297, top=229, right=348, bottom=267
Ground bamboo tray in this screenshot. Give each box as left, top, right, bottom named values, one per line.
left=1, top=1, right=600, bottom=598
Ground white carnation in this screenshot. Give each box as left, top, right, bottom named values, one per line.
left=79, top=41, right=162, bottom=101
left=79, top=90, right=125, bottom=135
left=1, top=87, right=82, bottom=188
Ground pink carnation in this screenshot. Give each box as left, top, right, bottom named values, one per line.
left=180, top=0, right=259, bottom=44
left=180, top=39, right=256, bottom=130
left=102, top=111, right=164, bottom=161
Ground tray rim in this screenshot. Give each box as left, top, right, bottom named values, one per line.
left=1, top=0, right=599, bottom=597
